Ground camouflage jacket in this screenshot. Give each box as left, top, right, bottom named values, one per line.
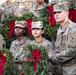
left=10, top=37, right=31, bottom=61
left=0, top=1, right=19, bottom=17
left=14, top=0, right=35, bottom=16
left=51, top=20, right=76, bottom=65
left=30, top=3, right=46, bottom=16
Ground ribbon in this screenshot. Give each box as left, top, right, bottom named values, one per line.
left=47, top=4, right=54, bottom=14
left=47, top=5, right=56, bottom=26
left=73, top=9, right=76, bottom=23
left=0, top=51, right=6, bottom=74
left=8, top=20, right=15, bottom=38
left=48, top=15, right=56, bottom=26
left=25, top=18, right=33, bottom=36
left=25, top=50, right=41, bottom=72
left=69, top=8, right=76, bottom=23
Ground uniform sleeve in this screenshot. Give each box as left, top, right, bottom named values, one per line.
left=10, top=41, right=15, bottom=56
left=51, top=31, right=76, bottom=63
left=0, top=34, right=6, bottom=49
left=46, top=41, right=54, bottom=56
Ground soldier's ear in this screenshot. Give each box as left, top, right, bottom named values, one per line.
left=24, top=29, right=26, bottom=33
left=42, top=30, right=44, bottom=34
left=65, top=10, right=69, bottom=16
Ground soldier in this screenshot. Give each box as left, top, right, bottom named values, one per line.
left=0, top=7, right=6, bottom=50
left=48, top=2, right=76, bottom=75
left=30, top=0, right=46, bottom=17
left=14, top=0, right=35, bottom=16
left=30, top=21, right=54, bottom=75
left=10, top=21, right=31, bottom=72
left=0, top=0, right=19, bottom=18
left=0, top=7, right=4, bottom=27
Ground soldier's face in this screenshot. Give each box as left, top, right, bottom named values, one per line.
left=32, top=28, right=44, bottom=38
left=8, top=0, right=13, bottom=3
left=36, top=0, right=44, bottom=4
left=54, top=10, right=68, bottom=23
left=14, top=27, right=25, bottom=37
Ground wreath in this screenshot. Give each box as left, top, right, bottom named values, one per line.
left=23, top=44, right=48, bottom=75
left=0, top=49, right=18, bottom=75
left=0, top=5, right=59, bottom=48
left=0, top=2, right=76, bottom=75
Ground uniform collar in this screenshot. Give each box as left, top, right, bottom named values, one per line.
left=35, top=38, right=45, bottom=43
left=35, top=3, right=46, bottom=9
left=15, top=37, right=27, bottom=45
left=59, top=20, right=70, bottom=34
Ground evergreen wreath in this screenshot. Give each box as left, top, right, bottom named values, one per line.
left=0, top=49, right=18, bottom=75
left=0, top=2, right=76, bottom=75
left=23, top=44, right=48, bottom=75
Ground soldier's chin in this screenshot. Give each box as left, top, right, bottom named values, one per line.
left=56, top=20, right=62, bottom=23
left=15, top=34, right=21, bottom=36
left=56, top=19, right=60, bottom=22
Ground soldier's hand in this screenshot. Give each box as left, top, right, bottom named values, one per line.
left=13, top=58, right=22, bottom=63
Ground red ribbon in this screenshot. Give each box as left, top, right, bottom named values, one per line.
left=25, top=50, right=41, bottom=72
left=47, top=4, right=54, bottom=14
left=47, top=5, right=56, bottom=26
left=25, top=18, right=33, bottom=36
left=8, top=20, right=15, bottom=38
left=48, top=15, right=56, bottom=26
left=69, top=8, right=76, bottom=23
left=0, top=51, right=6, bottom=74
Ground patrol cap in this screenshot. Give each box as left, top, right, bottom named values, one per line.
left=53, top=2, right=69, bottom=13
left=31, top=21, right=43, bottom=29
left=15, top=21, right=27, bottom=28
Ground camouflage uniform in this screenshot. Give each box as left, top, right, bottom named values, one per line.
left=14, top=0, right=35, bottom=16
left=10, top=37, right=30, bottom=70
left=0, top=34, right=6, bottom=49
left=10, top=37, right=30, bottom=61
left=30, top=3, right=46, bottom=16
left=0, top=1, right=19, bottom=18
left=48, top=2, right=76, bottom=75
left=30, top=21, right=54, bottom=75
left=10, top=21, right=31, bottom=71
left=49, top=20, right=76, bottom=75
left=0, top=8, right=4, bottom=27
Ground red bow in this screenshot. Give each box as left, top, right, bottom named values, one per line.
left=8, top=20, right=15, bottom=38
left=0, top=51, right=6, bottom=74
left=25, top=18, right=33, bottom=36
left=25, top=50, right=41, bottom=72
left=47, top=5, right=56, bottom=26
left=48, top=15, right=56, bottom=26
left=69, top=8, right=76, bottom=23
left=47, top=4, right=54, bottom=14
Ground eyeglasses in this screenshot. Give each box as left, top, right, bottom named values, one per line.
left=53, top=11, right=62, bottom=14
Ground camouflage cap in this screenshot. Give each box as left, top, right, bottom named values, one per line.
left=15, top=21, right=27, bottom=28
left=53, top=2, right=69, bottom=13
left=31, top=21, right=43, bottom=29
